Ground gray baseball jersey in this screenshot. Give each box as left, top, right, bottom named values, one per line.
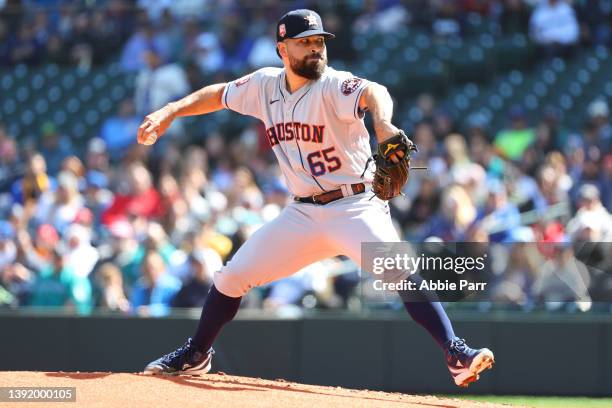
left=213, top=65, right=400, bottom=298
left=221, top=66, right=374, bottom=197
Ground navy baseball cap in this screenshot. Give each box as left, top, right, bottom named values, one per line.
left=276, top=9, right=335, bottom=43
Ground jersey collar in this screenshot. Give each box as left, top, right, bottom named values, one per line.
left=280, top=69, right=315, bottom=101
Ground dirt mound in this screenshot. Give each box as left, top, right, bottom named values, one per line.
left=0, top=371, right=519, bottom=408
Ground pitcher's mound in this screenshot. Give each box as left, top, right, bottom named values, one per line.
left=0, top=371, right=517, bottom=408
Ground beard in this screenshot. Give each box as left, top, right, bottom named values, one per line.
left=289, top=52, right=327, bottom=80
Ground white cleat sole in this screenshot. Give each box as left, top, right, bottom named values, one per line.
left=142, top=357, right=212, bottom=377
left=455, top=348, right=495, bottom=388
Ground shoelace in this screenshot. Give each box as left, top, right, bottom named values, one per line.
left=446, top=338, right=468, bottom=356
left=165, top=340, right=192, bottom=362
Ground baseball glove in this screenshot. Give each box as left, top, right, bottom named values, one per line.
left=372, top=130, right=418, bottom=200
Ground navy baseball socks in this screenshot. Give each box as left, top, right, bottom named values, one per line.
left=192, top=285, right=242, bottom=351
left=143, top=283, right=493, bottom=385
left=143, top=285, right=241, bottom=375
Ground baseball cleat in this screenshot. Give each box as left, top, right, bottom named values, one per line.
left=143, top=338, right=214, bottom=376
left=444, top=337, right=494, bottom=387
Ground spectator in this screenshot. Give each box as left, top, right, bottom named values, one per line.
left=494, top=105, right=535, bottom=161
left=10, top=153, right=54, bottom=209
left=217, top=14, right=255, bottom=73
left=404, top=177, right=441, bottom=233
left=172, top=251, right=213, bottom=308
left=0, top=127, right=21, bottom=188
left=421, top=184, right=477, bottom=241
left=61, top=156, right=86, bottom=184
left=566, top=184, right=612, bottom=242
left=193, top=31, right=224, bottom=75
left=85, top=137, right=110, bottom=173
left=89, top=8, right=125, bottom=64
left=532, top=164, right=568, bottom=211
left=586, top=99, right=611, bottom=152
left=167, top=0, right=210, bottom=20
left=601, top=154, right=612, bottom=209
left=134, top=47, right=189, bottom=141
left=38, top=122, right=73, bottom=176
left=99, top=98, right=140, bottom=157
left=101, top=219, right=142, bottom=286
left=101, top=162, right=164, bottom=228
left=64, top=224, right=99, bottom=279
left=29, top=248, right=93, bottom=315
left=134, top=48, right=189, bottom=116
left=575, top=0, right=612, bottom=46
left=500, top=0, right=531, bottom=35
left=35, top=171, right=84, bottom=235
left=491, top=239, right=542, bottom=308
left=432, top=0, right=462, bottom=39
left=95, top=262, right=130, bottom=312
left=136, top=0, right=172, bottom=23
left=16, top=224, right=59, bottom=272
left=0, top=220, right=16, bottom=272
left=529, top=0, right=579, bottom=58
left=64, top=12, right=94, bottom=70
left=353, top=0, right=409, bottom=35
left=535, top=106, right=569, bottom=153
left=0, top=19, right=8, bottom=65
left=7, top=23, right=41, bottom=65
left=0, top=262, right=32, bottom=306
left=84, top=170, right=113, bottom=225
left=130, top=250, right=181, bottom=317
left=120, top=22, right=171, bottom=73
left=475, top=179, right=521, bottom=242
left=247, top=26, right=280, bottom=69
left=532, top=240, right=591, bottom=312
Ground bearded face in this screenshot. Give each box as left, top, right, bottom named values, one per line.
left=288, top=50, right=327, bottom=80
left=281, top=36, right=328, bottom=80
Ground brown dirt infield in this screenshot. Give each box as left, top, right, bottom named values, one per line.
left=0, top=371, right=521, bottom=408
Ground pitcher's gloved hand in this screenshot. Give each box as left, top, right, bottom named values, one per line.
left=372, top=130, right=418, bottom=200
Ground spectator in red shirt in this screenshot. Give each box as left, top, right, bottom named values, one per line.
left=101, top=162, right=165, bottom=228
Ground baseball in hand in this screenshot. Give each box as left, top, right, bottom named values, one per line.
left=143, top=130, right=158, bottom=145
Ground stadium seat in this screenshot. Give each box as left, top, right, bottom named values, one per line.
left=15, top=86, right=30, bottom=103
left=97, top=97, right=113, bottom=114
left=66, top=97, right=81, bottom=114
left=53, top=110, right=67, bottom=126
left=44, top=64, right=59, bottom=79
left=2, top=98, right=17, bottom=116
left=31, top=73, right=46, bottom=91
left=62, top=73, right=77, bottom=89
left=1, top=75, right=14, bottom=91
left=92, top=73, right=108, bottom=90
left=34, top=99, right=49, bottom=115
left=79, top=86, right=94, bottom=102
left=47, top=86, right=63, bottom=103
left=85, top=110, right=100, bottom=126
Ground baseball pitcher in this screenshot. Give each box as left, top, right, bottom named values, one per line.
left=138, top=9, right=494, bottom=387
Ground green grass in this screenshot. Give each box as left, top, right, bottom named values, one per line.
left=457, top=395, right=612, bottom=407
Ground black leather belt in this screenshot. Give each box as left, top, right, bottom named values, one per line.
left=294, top=183, right=366, bottom=205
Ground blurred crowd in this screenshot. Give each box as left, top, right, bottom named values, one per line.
left=0, top=0, right=611, bottom=315
left=2, top=0, right=611, bottom=72
left=391, top=96, right=611, bottom=312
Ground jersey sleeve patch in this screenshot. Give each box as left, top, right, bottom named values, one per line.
left=235, top=74, right=253, bottom=87
left=341, top=77, right=363, bottom=95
